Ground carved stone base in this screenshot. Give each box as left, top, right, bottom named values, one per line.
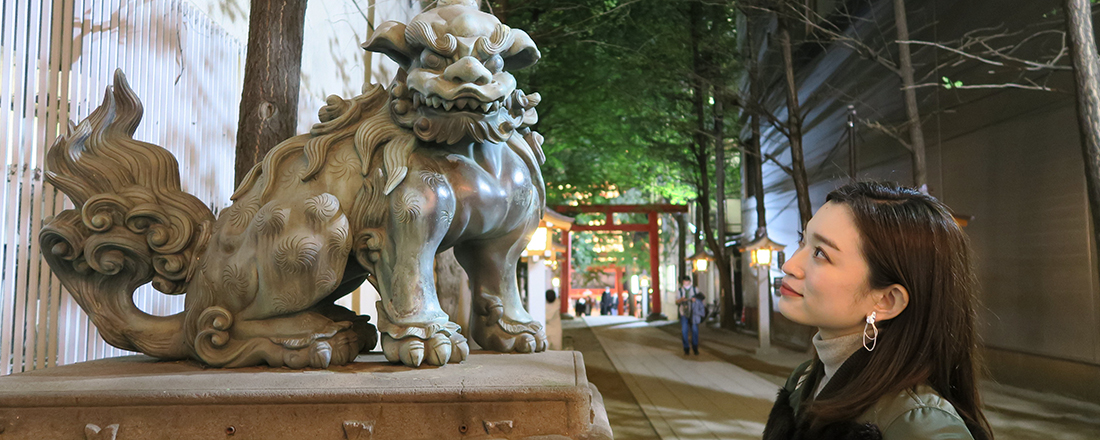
left=0, top=352, right=612, bottom=440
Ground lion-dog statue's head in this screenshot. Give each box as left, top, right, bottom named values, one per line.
left=363, top=0, right=541, bottom=145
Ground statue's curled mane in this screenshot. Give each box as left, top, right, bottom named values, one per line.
left=231, top=81, right=546, bottom=215
left=232, top=84, right=416, bottom=206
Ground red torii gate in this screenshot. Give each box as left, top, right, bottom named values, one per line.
left=552, top=204, right=688, bottom=318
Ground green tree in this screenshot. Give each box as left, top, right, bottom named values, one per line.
left=496, top=0, right=743, bottom=321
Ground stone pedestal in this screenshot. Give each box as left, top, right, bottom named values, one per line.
left=0, top=351, right=612, bottom=440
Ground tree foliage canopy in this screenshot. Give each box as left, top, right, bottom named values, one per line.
left=499, top=0, right=714, bottom=205
left=492, top=0, right=742, bottom=278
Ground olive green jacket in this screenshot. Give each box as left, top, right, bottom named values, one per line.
left=763, top=359, right=975, bottom=440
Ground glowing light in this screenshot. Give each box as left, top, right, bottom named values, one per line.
left=753, top=248, right=772, bottom=266
left=526, top=227, right=548, bottom=251
left=688, top=248, right=714, bottom=272
left=693, top=258, right=708, bottom=272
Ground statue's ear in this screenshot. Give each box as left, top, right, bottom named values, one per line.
left=502, top=29, right=540, bottom=70
left=363, top=21, right=414, bottom=68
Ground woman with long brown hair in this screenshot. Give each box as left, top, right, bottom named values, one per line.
left=762, top=181, right=992, bottom=440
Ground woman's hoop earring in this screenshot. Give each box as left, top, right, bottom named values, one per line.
left=863, top=311, right=878, bottom=352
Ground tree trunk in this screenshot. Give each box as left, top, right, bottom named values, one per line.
left=893, top=0, right=927, bottom=190
left=750, top=115, right=767, bottom=236
left=689, top=0, right=708, bottom=260
left=714, top=94, right=735, bottom=328
left=778, top=15, right=812, bottom=230
left=747, top=23, right=768, bottom=238
left=745, top=13, right=768, bottom=238
left=235, top=0, right=309, bottom=186
left=715, top=96, right=725, bottom=259
left=1066, top=0, right=1100, bottom=278
left=677, top=213, right=687, bottom=282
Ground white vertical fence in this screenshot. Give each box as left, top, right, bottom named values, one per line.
left=0, top=0, right=244, bottom=375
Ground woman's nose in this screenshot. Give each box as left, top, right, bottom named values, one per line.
left=781, top=247, right=804, bottom=278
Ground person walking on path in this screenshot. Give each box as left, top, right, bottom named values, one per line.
left=676, top=275, right=705, bottom=355
left=600, top=287, right=613, bottom=315
left=763, top=182, right=991, bottom=440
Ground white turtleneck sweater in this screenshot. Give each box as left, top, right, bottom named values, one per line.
left=811, top=331, right=866, bottom=397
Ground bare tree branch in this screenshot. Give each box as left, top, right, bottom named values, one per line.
left=783, top=2, right=902, bottom=75
left=534, top=0, right=648, bottom=40
left=860, top=119, right=913, bottom=151
left=762, top=151, right=794, bottom=175
left=899, top=39, right=1072, bottom=71
left=748, top=101, right=791, bottom=137
left=907, top=81, right=1062, bottom=92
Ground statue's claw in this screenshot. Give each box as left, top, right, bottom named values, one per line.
left=279, top=326, right=364, bottom=369
left=382, top=333, right=425, bottom=367
left=535, top=332, right=548, bottom=352
left=308, top=341, right=333, bottom=368
left=328, top=329, right=360, bottom=365
left=425, top=333, right=452, bottom=366
left=515, top=334, right=536, bottom=353
left=449, top=332, right=469, bottom=363
left=402, top=340, right=425, bottom=367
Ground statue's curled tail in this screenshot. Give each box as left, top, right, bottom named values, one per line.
left=40, top=70, right=214, bottom=359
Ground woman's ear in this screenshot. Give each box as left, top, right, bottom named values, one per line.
left=872, top=284, right=909, bottom=321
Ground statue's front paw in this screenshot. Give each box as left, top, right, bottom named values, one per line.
left=380, top=326, right=468, bottom=367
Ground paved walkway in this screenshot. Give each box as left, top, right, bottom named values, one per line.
left=563, top=315, right=1100, bottom=440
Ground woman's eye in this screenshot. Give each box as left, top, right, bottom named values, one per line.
left=484, top=55, right=503, bottom=73
left=422, top=53, right=445, bottom=70
left=813, top=247, right=828, bottom=260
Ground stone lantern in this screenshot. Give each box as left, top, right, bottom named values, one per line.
left=742, top=233, right=784, bottom=355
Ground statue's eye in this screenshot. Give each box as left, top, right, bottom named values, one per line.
left=484, top=55, right=503, bottom=73
left=421, top=52, right=445, bottom=70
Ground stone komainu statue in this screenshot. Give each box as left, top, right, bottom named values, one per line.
left=40, top=0, right=548, bottom=368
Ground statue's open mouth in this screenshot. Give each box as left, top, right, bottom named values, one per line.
left=412, top=91, right=503, bottom=114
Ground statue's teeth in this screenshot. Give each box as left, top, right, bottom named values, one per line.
left=444, top=100, right=454, bottom=111
left=456, top=99, right=467, bottom=110
left=432, top=97, right=442, bottom=108
left=413, top=94, right=422, bottom=108
left=490, top=101, right=500, bottom=111
left=481, top=102, right=491, bottom=112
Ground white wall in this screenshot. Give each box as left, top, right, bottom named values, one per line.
left=526, top=258, right=549, bottom=329
left=188, top=0, right=414, bottom=129
left=1, top=0, right=244, bottom=373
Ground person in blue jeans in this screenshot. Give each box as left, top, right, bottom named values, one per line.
left=676, top=275, right=706, bottom=355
